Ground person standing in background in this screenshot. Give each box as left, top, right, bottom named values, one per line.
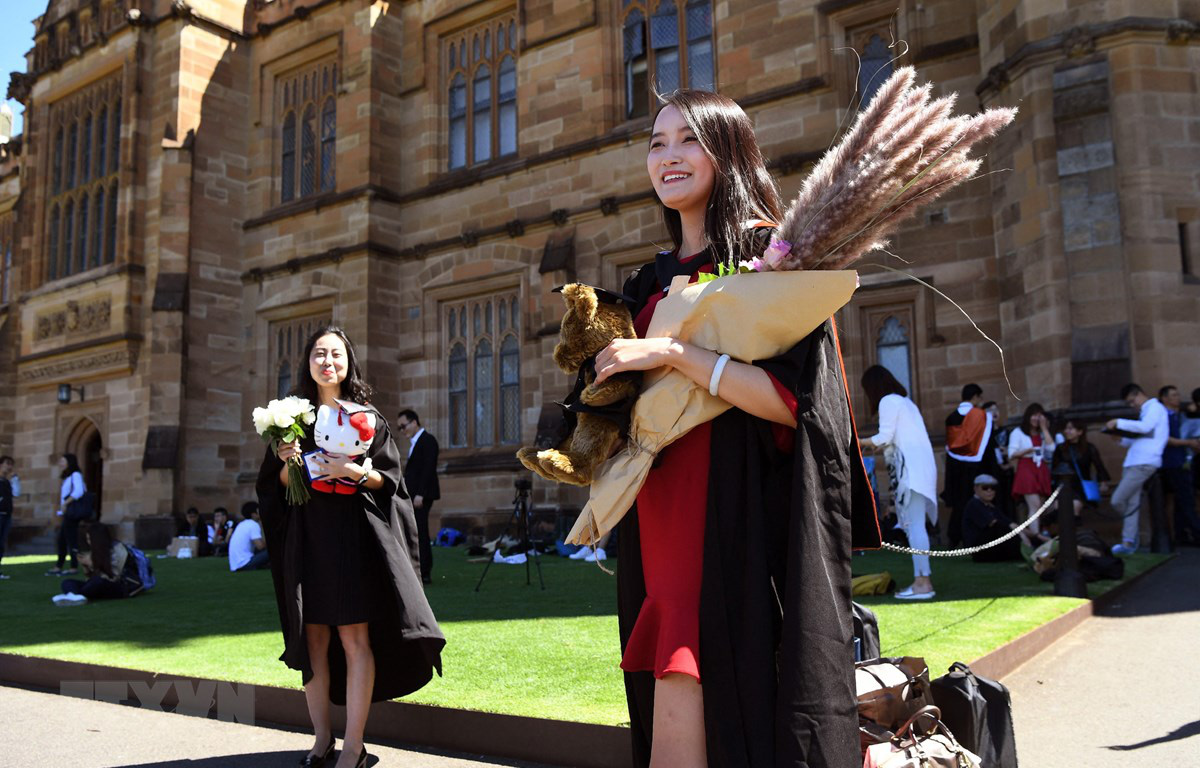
left=942, top=384, right=993, bottom=546
left=0, top=456, right=20, bottom=579
left=1158, top=386, right=1200, bottom=546
left=399, top=409, right=440, bottom=586
left=46, top=454, right=86, bottom=576
left=861, top=366, right=938, bottom=599
left=1008, top=403, right=1055, bottom=526
left=1107, top=383, right=1170, bottom=555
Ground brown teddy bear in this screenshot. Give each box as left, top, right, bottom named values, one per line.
left=517, top=283, right=641, bottom=486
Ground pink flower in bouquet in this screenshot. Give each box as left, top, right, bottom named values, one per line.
left=762, top=237, right=791, bottom=270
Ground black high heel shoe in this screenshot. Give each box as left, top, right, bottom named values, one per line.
left=299, top=736, right=336, bottom=767
left=351, top=746, right=370, bottom=768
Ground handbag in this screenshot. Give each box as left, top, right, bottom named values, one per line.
left=856, top=657, right=933, bottom=732
left=863, top=706, right=982, bottom=768
left=1068, top=446, right=1101, bottom=502
left=64, top=491, right=97, bottom=522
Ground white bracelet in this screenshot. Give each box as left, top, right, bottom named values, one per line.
left=709, top=353, right=731, bottom=397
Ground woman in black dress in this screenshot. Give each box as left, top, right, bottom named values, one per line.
left=257, top=326, right=444, bottom=768
left=592, top=91, right=880, bottom=768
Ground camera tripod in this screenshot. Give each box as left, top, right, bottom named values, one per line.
left=475, top=477, right=546, bottom=591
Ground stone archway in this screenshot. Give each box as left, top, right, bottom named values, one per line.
left=64, top=418, right=103, bottom=519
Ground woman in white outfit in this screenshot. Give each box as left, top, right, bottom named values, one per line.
left=861, top=366, right=938, bottom=600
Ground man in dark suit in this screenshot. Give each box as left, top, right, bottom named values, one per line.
left=399, top=409, right=440, bottom=584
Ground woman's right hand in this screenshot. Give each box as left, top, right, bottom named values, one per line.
left=276, top=440, right=301, bottom=462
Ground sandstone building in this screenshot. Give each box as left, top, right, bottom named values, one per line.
left=1, top=0, right=1197, bottom=544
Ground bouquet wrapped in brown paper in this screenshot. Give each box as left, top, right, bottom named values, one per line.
left=566, top=67, right=1015, bottom=545
left=567, top=270, right=858, bottom=545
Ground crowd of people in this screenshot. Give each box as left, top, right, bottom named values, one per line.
left=173, top=502, right=269, bottom=572
left=859, top=376, right=1200, bottom=599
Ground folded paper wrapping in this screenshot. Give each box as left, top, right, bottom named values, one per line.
left=566, top=269, right=859, bottom=547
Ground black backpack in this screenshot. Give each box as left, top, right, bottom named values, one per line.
left=851, top=601, right=881, bottom=662
left=930, top=661, right=1018, bottom=767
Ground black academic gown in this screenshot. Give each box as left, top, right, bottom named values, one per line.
left=256, top=404, right=445, bottom=704
left=618, top=262, right=882, bottom=768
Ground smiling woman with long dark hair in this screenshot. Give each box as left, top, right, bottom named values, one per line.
left=591, top=90, right=879, bottom=768
left=256, top=325, right=444, bottom=768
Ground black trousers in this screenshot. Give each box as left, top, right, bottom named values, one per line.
left=0, top=512, right=11, bottom=569
left=62, top=575, right=127, bottom=600
left=1165, top=466, right=1200, bottom=542
left=56, top=517, right=80, bottom=569
left=415, top=501, right=433, bottom=582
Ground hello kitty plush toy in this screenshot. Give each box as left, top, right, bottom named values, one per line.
left=303, top=401, right=377, bottom=494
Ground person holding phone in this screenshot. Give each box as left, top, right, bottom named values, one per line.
left=1008, top=403, right=1054, bottom=524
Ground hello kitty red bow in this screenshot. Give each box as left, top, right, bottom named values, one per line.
left=348, top=411, right=375, bottom=442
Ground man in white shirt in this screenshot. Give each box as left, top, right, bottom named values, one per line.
left=228, top=504, right=269, bottom=572
left=1106, top=383, right=1170, bottom=555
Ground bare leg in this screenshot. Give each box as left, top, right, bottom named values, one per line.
left=303, top=624, right=333, bottom=758
left=1024, top=494, right=1044, bottom=527
left=650, top=673, right=706, bottom=768
left=335, top=623, right=375, bottom=768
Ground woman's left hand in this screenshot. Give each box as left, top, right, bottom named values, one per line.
left=593, top=337, right=678, bottom=385
left=312, top=453, right=365, bottom=482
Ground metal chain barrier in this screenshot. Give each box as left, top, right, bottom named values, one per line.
left=880, top=485, right=1063, bottom=558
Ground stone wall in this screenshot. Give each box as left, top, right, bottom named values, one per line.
left=0, top=0, right=1195, bottom=538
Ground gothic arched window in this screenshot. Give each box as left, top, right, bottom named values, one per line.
left=44, top=76, right=122, bottom=282
left=277, top=57, right=338, bottom=203
left=449, top=343, right=468, bottom=447
left=444, top=293, right=522, bottom=448
left=876, top=315, right=912, bottom=395
left=622, top=1, right=715, bottom=120
left=320, top=97, right=337, bottom=193
left=858, top=33, right=894, bottom=109
left=280, top=112, right=296, bottom=202
left=444, top=13, right=518, bottom=171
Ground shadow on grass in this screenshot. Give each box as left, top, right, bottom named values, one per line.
left=0, top=550, right=619, bottom=652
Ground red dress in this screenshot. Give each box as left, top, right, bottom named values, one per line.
left=619, top=255, right=798, bottom=682
left=1011, top=433, right=1052, bottom=497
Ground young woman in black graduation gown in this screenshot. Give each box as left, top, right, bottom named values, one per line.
left=591, top=91, right=880, bottom=767
left=257, top=327, right=444, bottom=768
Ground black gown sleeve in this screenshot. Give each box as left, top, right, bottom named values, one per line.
left=255, top=441, right=294, bottom=648
left=361, top=417, right=407, bottom=521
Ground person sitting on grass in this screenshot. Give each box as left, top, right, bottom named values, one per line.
left=962, top=474, right=1047, bottom=563
left=211, top=506, right=234, bottom=557
left=229, top=501, right=268, bottom=572
left=53, top=523, right=132, bottom=606
left=176, top=506, right=214, bottom=557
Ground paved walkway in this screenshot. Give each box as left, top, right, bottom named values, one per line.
left=1007, top=546, right=1200, bottom=767
left=0, top=683, right=548, bottom=767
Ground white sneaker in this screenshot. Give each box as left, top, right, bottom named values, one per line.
left=568, top=547, right=590, bottom=560
left=52, top=592, right=88, bottom=606
left=894, top=586, right=934, bottom=601
left=583, top=547, right=607, bottom=562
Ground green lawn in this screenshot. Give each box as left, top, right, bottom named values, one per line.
left=0, top=547, right=1166, bottom=726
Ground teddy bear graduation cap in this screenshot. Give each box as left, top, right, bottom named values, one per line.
left=517, top=283, right=642, bottom=487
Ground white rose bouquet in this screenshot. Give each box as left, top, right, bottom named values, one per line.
left=252, top=396, right=317, bottom=506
